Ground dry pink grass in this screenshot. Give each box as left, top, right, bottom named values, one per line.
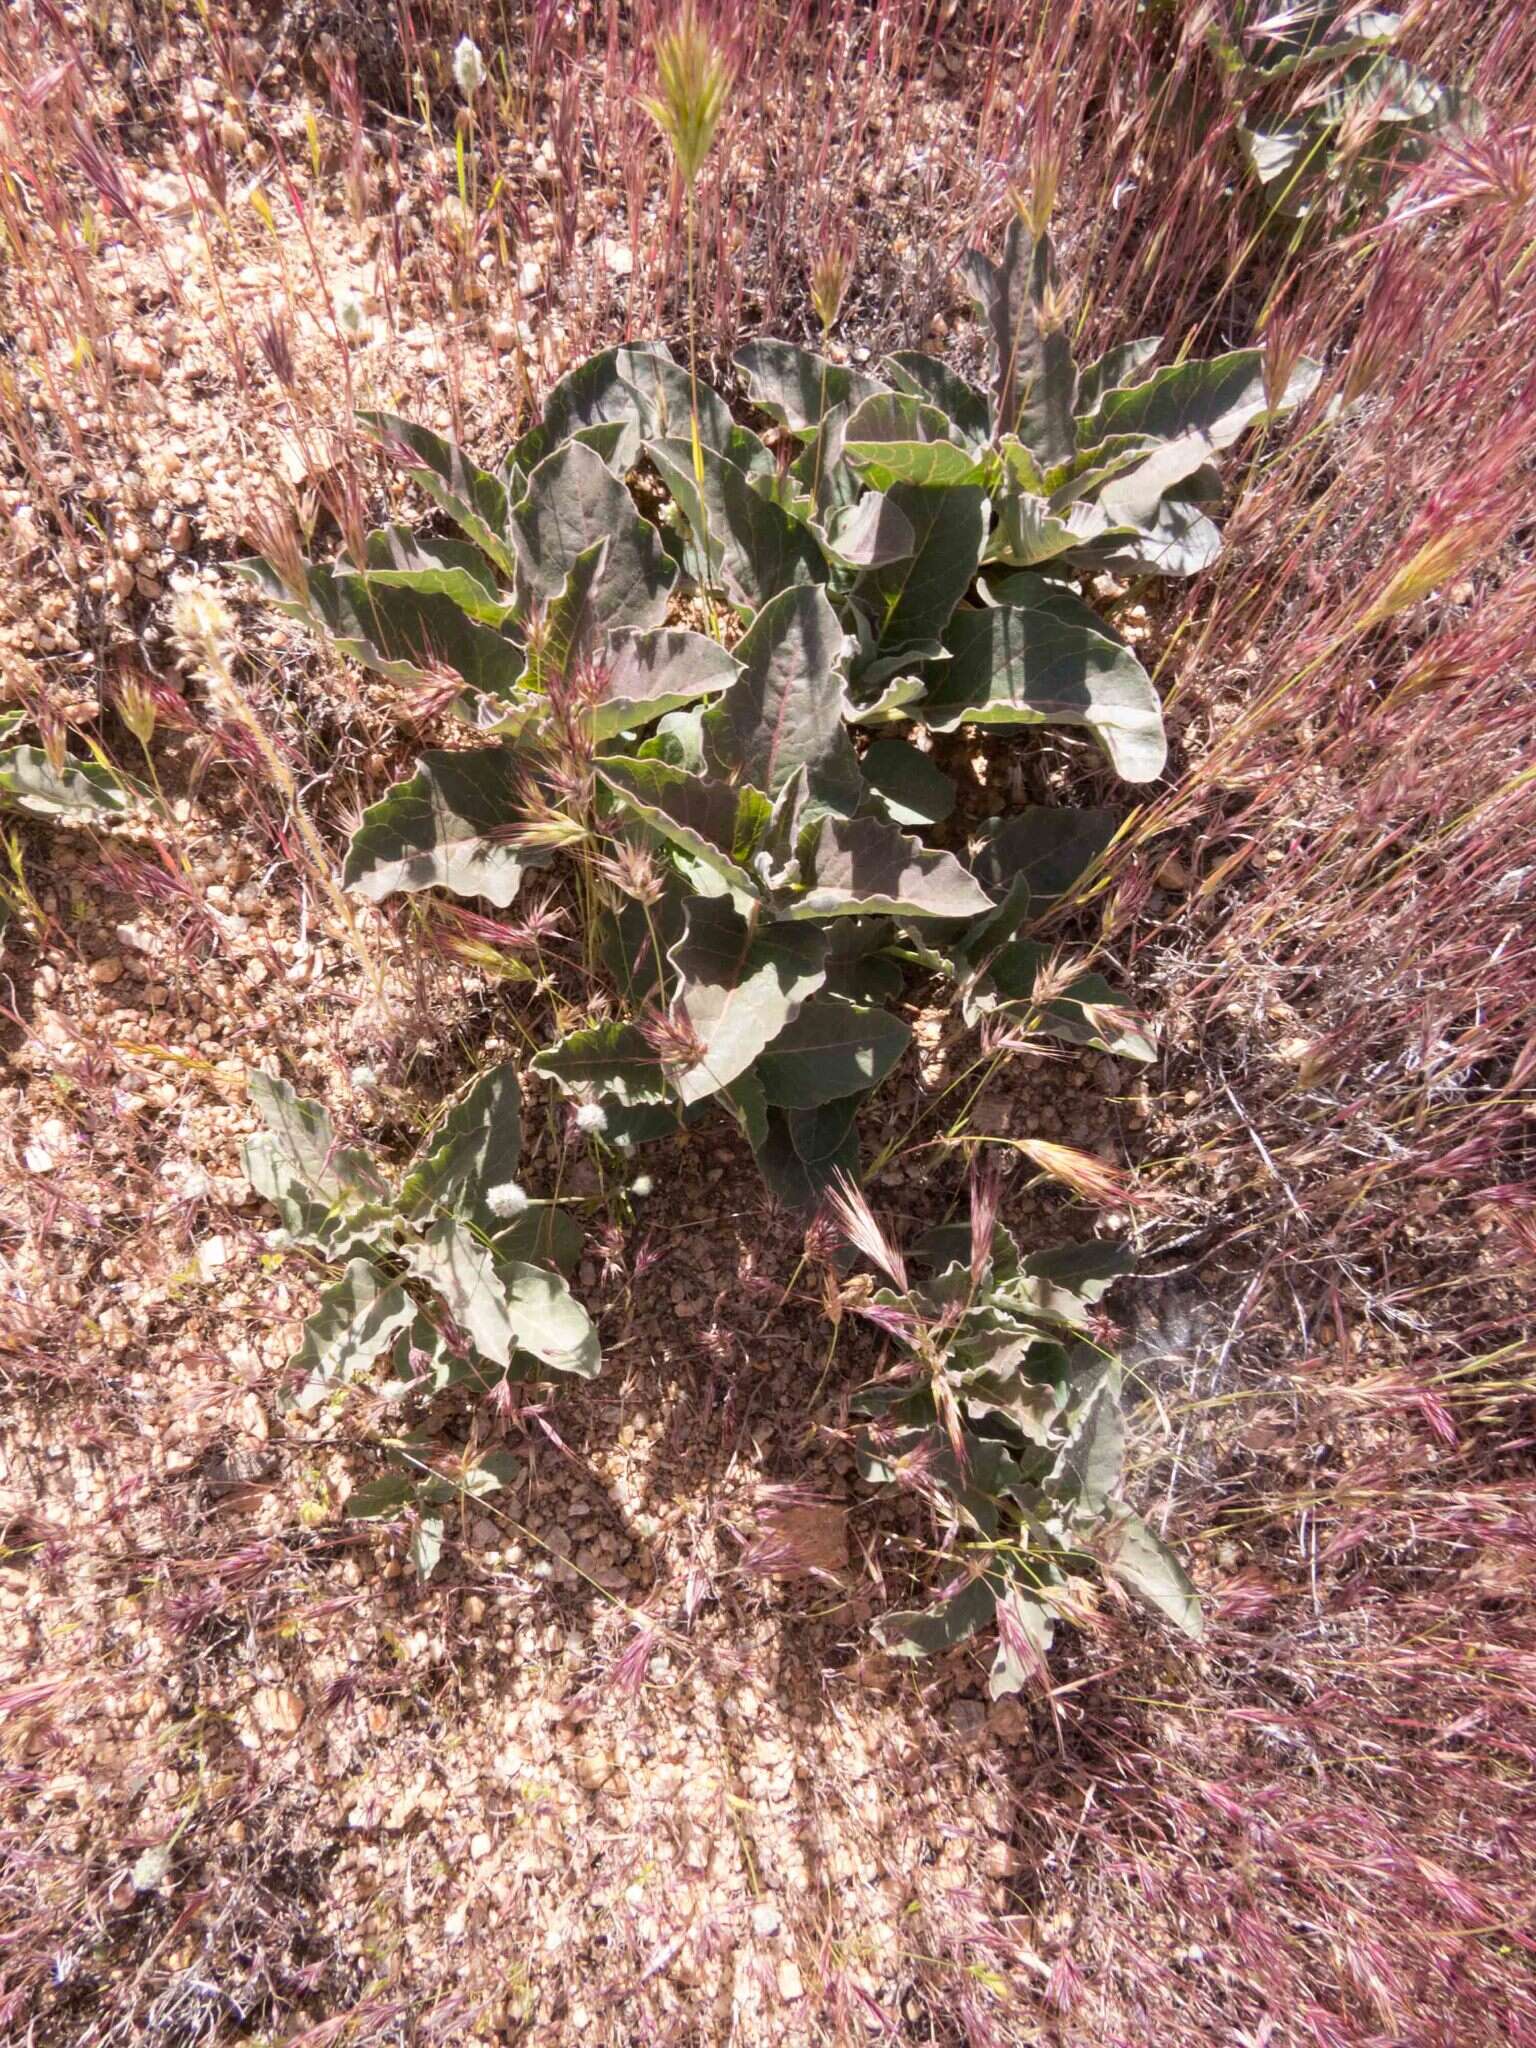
left=0, top=1, right=1533, bottom=2043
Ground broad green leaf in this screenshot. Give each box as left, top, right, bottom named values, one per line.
left=494, top=1255, right=602, bottom=1378
left=647, top=437, right=827, bottom=611
left=358, top=410, right=514, bottom=572
left=841, top=392, right=984, bottom=491
left=818, top=492, right=916, bottom=570
left=755, top=995, right=911, bottom=1107
left=877, top=1572, right=997, bottom=1660
left=962, top=795, right=1099, bottom=936
left=400, top=1064, right=522, bottom=1233
left=791, top=813, right=993, bottom=922
left=292, top=1259, right=415, bottom=1396
left=239, top=558, right=524, bottom=697
left=409, top=1216, right=520, bottom=1366
left=988, top=1583, right=1057, bottom=1698
left=1079, top=477, right=1225, bottom=579
left=519, top=539, right=608, bottom=690
left=512, top=440, right=675, bottom=633
left=356, top=524, right=517, bottom=625
left=598, top=757, right=764, bottom=894
left=408, top=1218, right=599, bottom=1377
left=1073, top=336, right=1162, bottom=417
left=345, top=1472, right=421, bottom=1518
left=852, top=484, right=986, bottom=649
left=999, top=1244, right=1136, bottom=1325
left=880, top=351, right=992, bottom=444
left=749, top=1094, right=864, bottom=1212
left=1049, top=1371, right=1125, bottom=1515
left=514, top=341, right=736, bottom=472
left=986, top=484, right=1080, bottom=568
left=1097, top=1510, right=1203, bottom=1639
left=247, top=1072, right=380, bottom=1203
left=667, top=897, right=827, bottom=1106
left=0, top=746, right=132, bottom=821
left=531, top=1018, right=675, bottom=1105
left=1238, top=122, right=1315, bottom=202
left=959, top=218, right=1076, bottom=464
left=860, top=737, right=955, bottom=827
left=702, top=584, right=857, bottom=803
left=1085, top=352, right=1322, bottom=527
left=493, top=1202, right=584, bottom=1276
left=591, top=628, right=741, bottom=741
left=732, top=339, right=885, bottom=430
left=343, top=749, right=538, bottom=907
left=920, top=605, right=1166, bottom=783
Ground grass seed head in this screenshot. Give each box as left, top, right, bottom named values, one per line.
left=644, top=4, right=733, bottom=190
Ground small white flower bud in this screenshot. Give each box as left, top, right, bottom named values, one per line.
left=486, top=1181, right=529, bottom=1220
left=574, top=1101, right=608, bottom=1134
left=631, top=1174, right=654, bottom=1198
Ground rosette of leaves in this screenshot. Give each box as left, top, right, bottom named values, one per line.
left=242, top=1063, right=597, bottom=1571
left=241, top=247, right=1310, bottom=1196
left=1204, top=1, right=1481, bottom=223
left=529, top=652, right=1167, bottom=1204
left=843, top=1188, right=1200, bottom=1695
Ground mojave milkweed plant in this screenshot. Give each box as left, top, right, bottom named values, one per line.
left=238, top=203, right=1315, bottom=1660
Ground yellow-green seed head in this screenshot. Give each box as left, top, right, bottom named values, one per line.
left=644, top=5, right=732, bottom=190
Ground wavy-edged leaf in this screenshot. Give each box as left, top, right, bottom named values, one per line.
left=355, top=524, right=517, bottom=625
left=732, top=339, right=885, bottom=431
left=880, top=351, right=992, bottom=444
left=292, top=1259, right=415, bottom=1396
left=400, top=1064, right=522, bottom=1234
left=247, top=1072, right=380, bottom=1203
left=989, top=1582, right=1058, bottom=1697
left=1077, top=475, right=1226, bottom=578
left=1073, top=336, right=1163, bottom=418
left=592, top=628, right=741, bottom=741
left=818, top=492, right=915, bottom=570
left=967, top=800, right=1116, bottom=941
left=531, top=1018, right=674, bottom=1105
left=1085, top=351, right=1322, bottom=523
left=519, top=539, right=608, bottom=690
left=791, top=812, right=992, bottom=921
left=344, top=1472, right=421, bottom=1518
left=667, top=897, right=827, bottom=1106
left=755, top=995, right=911, bottom=1107
left=852, top=484, right=986, bottom=650
left=0, top=746, right=133, bottom=821
left=1048, top=1369, right=1125, bottom=1516
left=860, top=737, right=955, bottom=828
left=752, top=1094, right=862, bottom=1210
left=358, top=410, right=514, bottom=572
left=702, top=584, right=857, bottom=804
left=959, top=218, right=1076, bottom=463
left=877, top=1571, right=997, bottom=1661
left=648, top=437, right=827, bottom=611
left=513, top=341, right=737, bottom=472
left=920, top=604, right=1166, bottom=783
left=343, top=748, right=538, bottom=907
left=842, top=392, right=983, bottom=491
left=598, top=756, right=765, bottom=894
left=512, top=440, right=675, bottom=633
left=239, top=557, right=525, bottom=697
left=1097, top=1510, right=1203, bottom=1638
left=408, top=1218, right=599, bottom=1377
